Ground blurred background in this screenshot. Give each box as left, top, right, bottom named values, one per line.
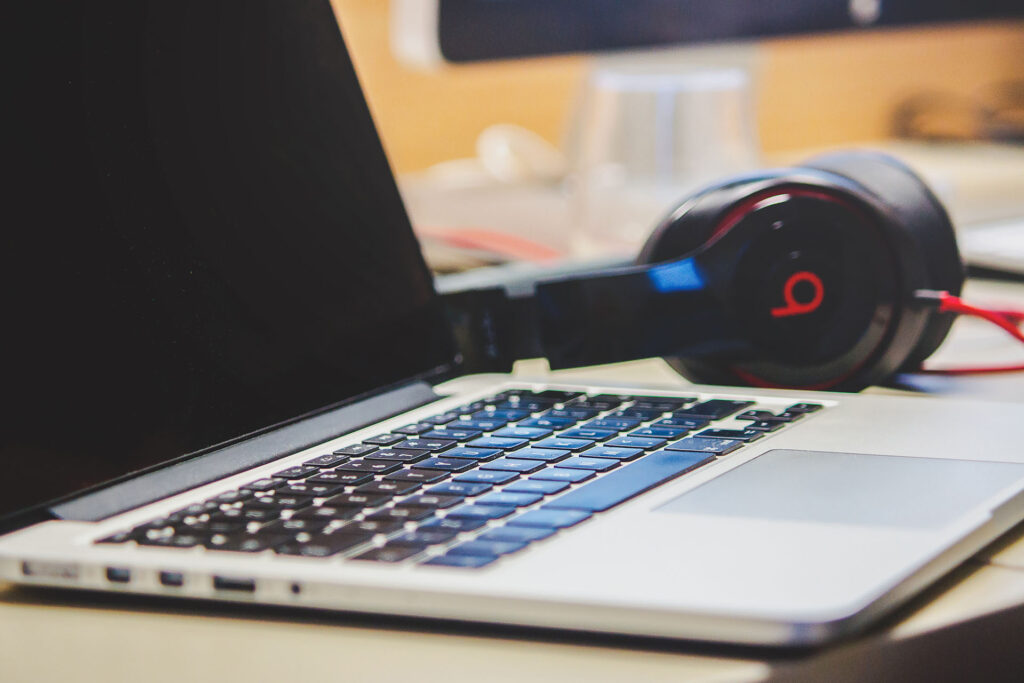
left=329, top=1, right=1024, bottom=274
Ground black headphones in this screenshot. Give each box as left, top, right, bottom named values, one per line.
left=441, top=151, right=965, bottom=392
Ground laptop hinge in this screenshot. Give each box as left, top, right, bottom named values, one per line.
left=46, top=381, right=443, bottom=523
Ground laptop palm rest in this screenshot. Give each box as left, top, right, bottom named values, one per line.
left=657, top=449, right=1024, bottom=528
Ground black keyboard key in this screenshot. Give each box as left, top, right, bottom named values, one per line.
left=397, top=494, right=463, bottom=509
left=545, top=450, right=714, bottom=513
left=533, top=389, right=585, bottom=401
left=453, top=470, right=519, bottom=485
left=422, top=553, right=497, bottom=568
left=530, top=468, right=595, bottom=483
left=532, top=437, right=595, bottom=452
left=364, top=448, right=430, bottom=463
left=307, top=471, right=373, bottom=487
left=448, top=540, right=527, bottom=557
left=653, top=416, right=710, bottom=429
left=247, top=494, right=314, bottom=511
left=744, top=420, right=785, bottom=432
left=472, top=409, right=530, bottom=421
left=137, top=532, right=209, bottom=548
left=545, top=408, right=598, bottom=421
left=260, top=518, right=332, bottom=534
left=445, top=504, right=515, bottom=521
left=96, top=531, right=133, bottom=544
left=276, top=483, right=345, bottom=498
left=496, top=399, right=557, bottom=412
left=455, top=401, right=489, bottom=415
left=583, top=446, right=643, bottom=461
left=441, top=447, right=502, bottom=461
left=696, top=428, right=764, bottom=442
left=302, top=453, right=350, bottom=468
left=352, top=545, right=423, bottom=563
left=585, top=418, right=641, bottom=431
left=340, top=519, right=405, bottom=535
left=363, top=433, right=405, bottom=446
left=665, top=437, right=743, bottom=455
left=394, top=423, right=433, bottom=435
left=630, top=426, right=690, bottom=439
left=323, top=492, right=392, bottom=508
left=235, top=507, right=280, bottom=523
left=606, top=436, right=666, bottom=450
left=424, top=411, right=461, bottom=425
left=384, top=469, right=447, bottom=484
left=272, top=466, right=320, bottom=480
left=466, top=437, right=528, bottom=450
left=395, top=438, right=457, bottom=452
left=179, top=517, right=247, bottom=534
left=479, top=458, right=547, bottom=474
left=337, top=460, right=403, bottom=474
left=508, top=508, right=591, bottom=529
left=355, top=480, right=422, bottom=496
left=165, top=502, right=217, bottom=519
left=420, top=517, right=487, bottom=533
left=555, top=457, right=619, bottom=472
left=519, top=416, right=575, bottom=429
left=390, top=529, right=459, bottom=546
left=333, top=444, right=378, bottom=457
left=240, top=478, right=284, bottom=492
left=735, top=410, right=788, bottom=422
left=428, top=481, right=492, bottom=497
left=206, top=533, right=287, bottom=553
left=130, top=519, right=176, bottom=540
left=365, top=506, right=434, bottom=523
left=608, top=408, right=662, bottom=421
left=503, top=479, right=569, bottom=495
left=421, top=428, right=483, bottom=441
left=631, top=398, right=693, bottom=411
left=476, top=491, right=543, bottom=507
left=274, top=532, right=371, bottom=557
left=291, top=505, right=361, bottom=521
left=412, top=457, right=475, bottom=472
left=674, top=400, right=754, bottom=420
left=574, top=398, right=621, bottom=411
left=505, top=447, right=570, bottom=463
left=491, top=426, right=553, bottom=440
left=558, top=428, right=617, bottom=441
left=458, top=418, right=509, bottom=431
left=478, top=526, right=555, bottom=544
left=787, top=403, right=823, bottom=413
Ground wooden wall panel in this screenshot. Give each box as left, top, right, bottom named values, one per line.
left=331, top=1, right=1023, bottom=174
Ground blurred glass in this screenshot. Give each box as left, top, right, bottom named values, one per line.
left=567, top=66, right=759, bottom=257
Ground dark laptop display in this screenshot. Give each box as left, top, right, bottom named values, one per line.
left=2, top=1, right=455, bottom=522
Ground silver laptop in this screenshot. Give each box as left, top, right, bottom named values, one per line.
left=3, top=0, right=1024, bottom=647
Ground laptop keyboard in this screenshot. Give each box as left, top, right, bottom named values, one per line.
left=97, top=390, right=822, bottom=569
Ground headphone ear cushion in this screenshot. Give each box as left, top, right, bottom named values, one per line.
left=801, top=151, right=964, bottom=371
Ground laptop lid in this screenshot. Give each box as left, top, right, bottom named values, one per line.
left=1, top=1, right=457, bottom=525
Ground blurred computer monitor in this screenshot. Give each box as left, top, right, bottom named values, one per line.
left=393, top=0, right=1021, bottom=65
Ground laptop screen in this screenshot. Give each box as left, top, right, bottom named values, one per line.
left=1, top=1, right=456, bottom=521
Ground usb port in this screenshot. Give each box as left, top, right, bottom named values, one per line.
left=159, top=571, right=184, bottom=587
left=213, top=576, right=256, bottom=592
left=105, top=567, right=131, bottom=583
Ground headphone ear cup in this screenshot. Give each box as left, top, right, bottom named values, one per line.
left=634, top=152, right=962, bottom=391
left=801, top=151, right=964, bottom=371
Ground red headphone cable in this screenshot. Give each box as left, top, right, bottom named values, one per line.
left=913, top=290, right=1024, bottom=374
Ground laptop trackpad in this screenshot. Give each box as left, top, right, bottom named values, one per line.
left=657, top=449, right=1024, bottom=529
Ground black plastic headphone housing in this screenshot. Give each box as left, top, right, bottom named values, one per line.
left=636, top=151, right=964, bottom=391
left=438, top=150, right=965, bottom=393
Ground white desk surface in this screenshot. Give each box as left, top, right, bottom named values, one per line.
left=3, top=279, right=1024, bottom=683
